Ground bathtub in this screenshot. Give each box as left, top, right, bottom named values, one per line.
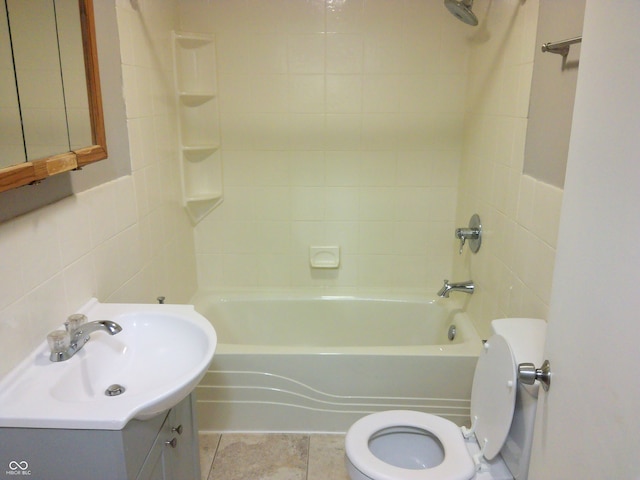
left=190, top=290, right=482, bottom=433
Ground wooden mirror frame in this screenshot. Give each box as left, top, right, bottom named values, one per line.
left=0, top=0, right=106, bottom=194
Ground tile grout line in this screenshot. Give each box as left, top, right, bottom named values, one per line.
left=205, top=433, right=222, bottom=480
left=304, top=434, right=311, bottom=480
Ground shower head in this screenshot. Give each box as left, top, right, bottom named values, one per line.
left=444, top=0, right=478, bottom=26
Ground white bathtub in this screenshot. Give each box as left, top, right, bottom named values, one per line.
left=190, top=290, right=482, bottom=433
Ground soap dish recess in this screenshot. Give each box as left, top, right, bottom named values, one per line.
left=310, top=246, right=340, bottom=269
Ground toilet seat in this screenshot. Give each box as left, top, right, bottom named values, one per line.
left=345, top=334, right=519, bottom=480
left=345, top=410, right=476, bottom=480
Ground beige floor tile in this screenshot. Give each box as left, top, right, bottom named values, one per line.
left=208, top=433, right=309, bottom=480
left=199, top=433, right=221, bottom=480
left=307, top=434, right=351, bottom=480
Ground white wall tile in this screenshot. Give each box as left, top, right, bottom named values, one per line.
left=325, top=187, right=359, bottom=221
left=326, top=75, right=363, bottom=113
left=0, top=298, right=32, bottom=378
left=290, top=151, right=325, bottom=186
left=20, top=211, right=62, bottom=292
left=291, top=187, right=325, bottom=221
left=326, top=34, right=363, bottom=74
left=26, top=273, right=69, bottom=338
left=63, top=253, right=97, bottom=312
left=326, top=0, right=364, bottom=34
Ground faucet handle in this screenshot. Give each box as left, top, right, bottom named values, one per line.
left=47, top=330, right=71, bottom=361
left=455, top=214, right=482, bottom=255
left=456, top=234, right=467, bottom=254
left=65, top=313, right=87, bottom=333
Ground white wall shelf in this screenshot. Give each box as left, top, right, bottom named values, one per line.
left=172, top=31, right=222, bottom=224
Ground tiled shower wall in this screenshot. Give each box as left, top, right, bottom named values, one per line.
left=180, top=1, right=566, bottom=328
left=453, top=0, right=564, bottom=337
left=0, top=0, right=197, bottom=377
left=179, top=0, right=472, bottom=290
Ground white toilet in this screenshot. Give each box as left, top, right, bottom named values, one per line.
left=345, top=318, right=546, bottom=480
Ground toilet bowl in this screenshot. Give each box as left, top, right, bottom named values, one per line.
left=345, top=318, right=546, bottom=480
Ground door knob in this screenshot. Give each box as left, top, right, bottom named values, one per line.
left=518, top=360, right=551, bottom=391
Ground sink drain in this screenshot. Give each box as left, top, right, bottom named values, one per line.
left=105, top=384, right=126, bottom=397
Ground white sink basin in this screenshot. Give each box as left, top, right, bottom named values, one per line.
left=0, top=299, right=216, bottom=430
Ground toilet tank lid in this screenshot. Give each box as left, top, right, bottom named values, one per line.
left=491, top=318, right=546, bottom=366
left=491, top=318, right=547, bottom=398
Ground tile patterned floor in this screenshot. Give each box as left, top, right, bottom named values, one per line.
left=199, top=433, right=351, bottom=480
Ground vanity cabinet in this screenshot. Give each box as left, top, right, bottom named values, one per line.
left=136, top=394, right=200, bottom=480
left=0, top=394, right=200, bottom=480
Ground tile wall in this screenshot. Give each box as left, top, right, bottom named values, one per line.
left=178, top=0, right=471, bottom=290
left=180, top=0, right=565, bottom=327
left=453, top=0, right=564, bottom=337
left=0, top=0, right=197, bottom=378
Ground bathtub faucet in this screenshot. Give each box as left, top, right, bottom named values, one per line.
left=437, top=279, right=475, bottom=298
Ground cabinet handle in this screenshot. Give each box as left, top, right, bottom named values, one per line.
left=171, top=425, right=183, bottom=435
left=165, top=438, right=178, bottom=448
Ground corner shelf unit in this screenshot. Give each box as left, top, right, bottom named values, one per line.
left=172, top=31, right=222, bottom=223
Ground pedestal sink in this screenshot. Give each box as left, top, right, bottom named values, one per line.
left=0, top=299, right=217, bottom=430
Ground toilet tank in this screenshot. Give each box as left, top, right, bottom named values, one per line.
left=491, top=318, right=546, bottom=480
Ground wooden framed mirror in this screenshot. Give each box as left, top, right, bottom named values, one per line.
left=0, top=0, right=106, bottom=194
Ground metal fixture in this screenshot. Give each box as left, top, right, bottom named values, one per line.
left=105, top=384, right=126, bottom=397
left=518, top=360, right=552, bottom=391
left=541, top=36, right=582, bottom=56
left=165, top=438, right=178, bottom=448
left=455, top=214, right=482, bottom=254
left=444, top=0, right=478, bottom=26
left=157, top=296, right=166, bottom=304
left=47, top=314, right=123, bottom=362
left=447, top=325, right=457, bottom=341
left=437, top=279, right=475, bottom=298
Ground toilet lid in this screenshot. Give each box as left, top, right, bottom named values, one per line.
left=470, top=334, right=517, bottom=460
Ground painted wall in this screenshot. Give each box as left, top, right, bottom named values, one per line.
left=179, top=0, right=470, bottom=290
left=0, top=0, right=197, bottom=378
left=453, top=0, right=564, bottom=338
left=524, top=0, right=585, bottom=187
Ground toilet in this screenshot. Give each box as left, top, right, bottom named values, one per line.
left=345, top=318, right=546, bottom=480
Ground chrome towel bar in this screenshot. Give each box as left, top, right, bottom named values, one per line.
left=541, top=36, right=582, bottom=56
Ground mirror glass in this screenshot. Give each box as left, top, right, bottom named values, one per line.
left=0, top=1, right=23, bottom=168
left=0, top=0, right=103, bottom=191
left=1, top=0, right=91, bottom=168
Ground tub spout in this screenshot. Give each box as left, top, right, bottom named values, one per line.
left=437, top=279, right=474, bottom=298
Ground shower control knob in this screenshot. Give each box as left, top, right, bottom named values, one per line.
left=455, top=214, right=482, bottom=254
left=518, top=360, right=551, bottom=391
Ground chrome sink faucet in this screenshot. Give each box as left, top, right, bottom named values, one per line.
left=47, top=314, right=122, bottom=362
left=437, top=279, right=475, bottom=298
